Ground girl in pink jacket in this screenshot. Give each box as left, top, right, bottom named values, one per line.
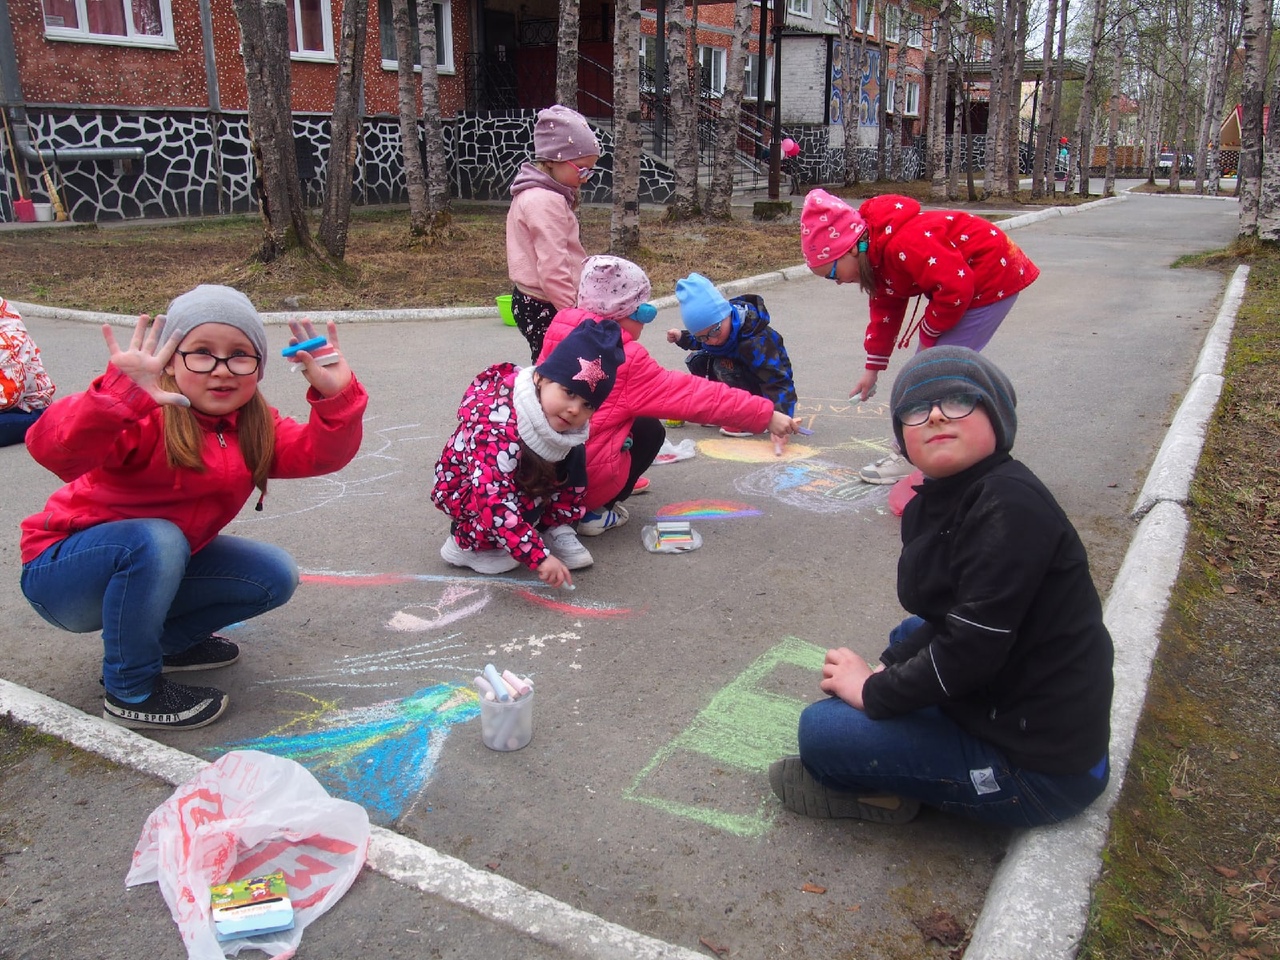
left=20, top=285, right=368, bottom=732
left=539, top=257, right=801, bottom=536
left=506, top=105, right=602, bottom=363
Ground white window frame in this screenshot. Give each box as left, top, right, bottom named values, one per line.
left=640, top=34, right=657, bottom=92
left=906, top=12, right=923, bottom=48
left=884, top=5, right=901, bottom=43
left=378, top=0, right=456, bottom=75
left=699, top=45, right=726, bottom=96
left=855, top=0, right=874, bottom=34
left=289, top=0, right=334, bottom=61
left=823, top=0, right=839, bottom=26
left=41, top=0, right=175, bottom=48
left=885, top=77, right=895, bottom=114
left=929, top=17, right=938, bottom=52
left=788, top=0, right=812, bottom=17
left=905, top=81, right=921, bottom=116
left=744, top=52, right=774, bottom=101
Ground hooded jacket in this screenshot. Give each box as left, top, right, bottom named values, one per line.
left=858, top=195, right=1040, bottom=370
left=21, top=365, right=367, bottom=564
left=673, top=297, right=797, bottom=415
left=506, top=163, right=587, bottom=310
left=541, top=308, right=775, bottom=510
left=431, top=362, right=588, bottom=569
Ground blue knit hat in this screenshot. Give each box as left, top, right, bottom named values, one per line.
left=675, top=273, right=731, bottom=335
left=536, top=319, right=626, bottom=407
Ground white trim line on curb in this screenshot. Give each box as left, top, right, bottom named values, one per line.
left=0, top=679, right=704, bottom=960
left=963, top=264, right=1249, bottom=960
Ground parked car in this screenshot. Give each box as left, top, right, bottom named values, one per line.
left=1156, top=153, right=1194, bottom=176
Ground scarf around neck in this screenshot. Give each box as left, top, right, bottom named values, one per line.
left=513, top=365, right=589, bottom=461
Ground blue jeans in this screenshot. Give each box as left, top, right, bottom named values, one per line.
left=21, top=519, right=298, bottom=699
left=0, top=407, right=44, bottom=447
left=797, top=616, right=1109, bottom=827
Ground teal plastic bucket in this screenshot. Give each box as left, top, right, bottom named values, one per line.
left=495, top=294, right=516, bottom=327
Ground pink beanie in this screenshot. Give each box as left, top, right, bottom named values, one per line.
left=577, top=256, right=651, bottom=320
left=800, top=189, right=868, bottom=269
left=533, top=105, right=602, bottom=162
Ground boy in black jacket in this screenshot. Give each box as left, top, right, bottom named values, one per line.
left=770, top=346, right=1114, bottom=826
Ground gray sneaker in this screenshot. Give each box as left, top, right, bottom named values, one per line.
left=859, top=452, right=914, bottom=484
left=544, top=524, right=594, bottom=569
left=768, top=756, right=921, bottom=823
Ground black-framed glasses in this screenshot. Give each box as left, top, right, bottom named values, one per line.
left=176, top=350, right=261, bottom=376
left=897, top=393, right=981, bottom=427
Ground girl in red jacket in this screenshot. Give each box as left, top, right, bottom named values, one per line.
left=20, top=284, right=368, bottom=731
left=800, top=189, right=1039, bottom=485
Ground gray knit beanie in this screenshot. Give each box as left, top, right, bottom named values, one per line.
left=162, top=285, right=268, bottom=381
left=890, top=346, right=1018, bottom=457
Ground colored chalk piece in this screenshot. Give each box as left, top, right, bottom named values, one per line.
left=281, top=336, right=327, bottom=358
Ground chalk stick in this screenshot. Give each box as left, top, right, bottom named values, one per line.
left=483, top=663, right=510, bottom=701
left=281, top=335, right=326, bottom=358
left=502, top=670, right=532, bottom=697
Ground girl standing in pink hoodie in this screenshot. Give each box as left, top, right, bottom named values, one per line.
left=506, top=105, right=602, bottom=363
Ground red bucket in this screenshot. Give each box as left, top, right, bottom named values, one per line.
left=13, top=198, right=35, bottom=222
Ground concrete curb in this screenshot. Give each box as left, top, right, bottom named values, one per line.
left=0, top=678, right=705, bottom=960
left=963, top=264, right=1249, bottom=960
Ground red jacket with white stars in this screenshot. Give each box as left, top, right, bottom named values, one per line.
left=858, top=195, right=1039, bottom=370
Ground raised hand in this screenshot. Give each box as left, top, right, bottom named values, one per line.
left=102, top=314, right=191, bottom=408
left=286, top=318, right=353, bottom=398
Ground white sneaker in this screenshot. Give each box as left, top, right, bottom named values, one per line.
left=719, top=427, right=755, bottom=438
left=577, top=502, right=630, bottom=537
left=859, top=453, right=914, bottom=485
left=544, top=525, right=594, bottom=569
left=440, top=536, right=520, bottom=574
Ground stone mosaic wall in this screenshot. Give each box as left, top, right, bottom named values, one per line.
left=0, top=108, right=676, bottom=223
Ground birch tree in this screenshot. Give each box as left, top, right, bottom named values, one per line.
left=929, top=0, right=953, bottom=197
left=318, top=0, right=367, bottom=260
left=1030, top=0, right=1061, bottom=198
left=665, top=2, right=702, bottom=219
left=1073, top=0, right=1107, bottom=196
left=611, top=0, right=642, bottom=254
left=706, top=0, right=753, bottom=217
left=416, top=0, right=452, bottom=238
left=231, top=0, right=318, bottom=263
left=1257, top=44, right=1280, bottom=240
left=1237, top=0, right=1270, bottom=236
left=391, top=0, right=429, bottom=236
left=556, top=0, right=581, bottom=108
left=1103, top=0, right=1126, bottom=197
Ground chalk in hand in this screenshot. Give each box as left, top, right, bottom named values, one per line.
left=795, top=425, right=814, bottom=436
left=282, top=335, right=327, bottom=358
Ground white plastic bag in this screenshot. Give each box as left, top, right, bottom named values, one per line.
left=653, top=438, right=697, bottom=465
left=126, top=750, right=370, bottom=960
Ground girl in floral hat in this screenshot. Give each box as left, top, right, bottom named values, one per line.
left=800, top=189, right=1039, bottom=485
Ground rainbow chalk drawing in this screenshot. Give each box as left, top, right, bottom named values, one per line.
left=623, top=637, right=826, bottom=837
left=220, top=683, right=480, bottom=823
left=655, top=499, right=763, bottom=522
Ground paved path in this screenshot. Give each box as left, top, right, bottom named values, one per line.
left=0, top=187, right=1243, bottom=959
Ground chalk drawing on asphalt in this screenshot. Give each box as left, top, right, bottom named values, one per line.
left=219, top=683, right=479, bottom=824
left=655, top=499, right=763, bottom=521
left=734, top=458, right=885, bottom=513
left=623, top=636, right=826, bottom=837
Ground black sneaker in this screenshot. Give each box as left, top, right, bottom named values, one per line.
left=768, top=756, right=921, bottom=824
left=103, top=676, right=229, bottom=730
left=162, top=635, right=240, bottom=672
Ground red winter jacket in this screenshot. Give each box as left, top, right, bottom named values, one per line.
left=21, top=365, right=368, bottom=563
left=540, top=308, right=775, bottom=510
left=858, top=195, right=1039, bottom=370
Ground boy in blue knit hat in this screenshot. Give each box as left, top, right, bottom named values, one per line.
left=667, top=273, right=797, bottom=437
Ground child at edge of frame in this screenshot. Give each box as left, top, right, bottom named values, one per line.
left=18, top=284, right=368, bottom=731
left=769, top=346, right=1115, bottom=829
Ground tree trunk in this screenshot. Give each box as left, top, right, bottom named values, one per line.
left=929, top=1, right=952, bottom=198
left=1003, top=0, right=1027, bottom=196
left=1074, top=0, right=1106, bottom=197
left=1103, top=1, right=1124, bottom=197
left=318, top=0, right=367, bottom=260
left=391, top=0, right=428, bottom=236
left=837, top=0, right=859, bottom=187
left=232, top=0, right=316, bottom=263
left=665, top=3, right=702, bottom=220
left=889, top=19, right=909, bottom=181
left=1238, top=0, right=1269, bottom=236
left=1257, top=49, right=1280, bottom=240
left=1168, top=7, right=1192, bottom=193
left=417, top=0, right=453, bottom=240
left=556, top=0, right=582, bottom=108
left=984, top=0, right=1009, bottom=196
left=611, top=0, right=642, bottom=255
left=1197, top=0, right=1235, bottom=196
left=1030, top=0, right=1059, bottom=198
left=1047, top=0, right=1069, bottom=194
left=705, top=0, right=752, bottom=218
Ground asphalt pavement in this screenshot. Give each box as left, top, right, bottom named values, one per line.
left=0, top=185, right=1244, bottom=960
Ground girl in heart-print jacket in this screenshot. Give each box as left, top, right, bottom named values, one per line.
left=431, top=362, right=587, bottom=571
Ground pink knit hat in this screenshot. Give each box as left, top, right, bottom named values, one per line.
left=533, top=105, right=602, bottom=162
left=800, top=189, right=869, bottom=269
left=577, top=255, right=651, bottom=320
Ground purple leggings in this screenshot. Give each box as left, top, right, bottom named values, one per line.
left=929, top=294, right=1020, bottom=353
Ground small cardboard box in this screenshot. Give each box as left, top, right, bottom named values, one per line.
left=210, top=870, right=295, bottom=942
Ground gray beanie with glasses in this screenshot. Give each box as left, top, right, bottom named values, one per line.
left=162, top=285, right=269, bottom=381
left=890, top=346, right=1018, bottom=456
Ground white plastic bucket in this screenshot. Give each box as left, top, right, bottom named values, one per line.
left=32, top=202, right=54, bottom=222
